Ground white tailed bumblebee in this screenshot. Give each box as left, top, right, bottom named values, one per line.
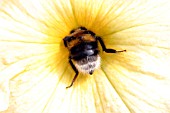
left=63, top=27, right=126, bottom=88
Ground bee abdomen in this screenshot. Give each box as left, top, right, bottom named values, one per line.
left=70, top=42, right=98, bottom=53
left=75, top=55, right=100, bottom=74
left=70, top=41, right=99, bottom=60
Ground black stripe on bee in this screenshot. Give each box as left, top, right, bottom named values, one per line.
left=70, top=42, right=98, bottom=54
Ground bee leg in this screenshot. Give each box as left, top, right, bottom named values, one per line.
left=63, top=37, right=68, bottom=47
left=66, top=59, right=79, bottom=88
left=96, top=36, right=126, bottom=53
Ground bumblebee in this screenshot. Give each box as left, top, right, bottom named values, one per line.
left=63, top=27, right=126, bottom=88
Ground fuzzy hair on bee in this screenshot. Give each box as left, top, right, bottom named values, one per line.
left=63, top=26, right=126, bottom=88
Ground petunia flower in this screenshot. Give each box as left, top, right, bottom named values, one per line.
left=0, top=0, right=170, bottom=113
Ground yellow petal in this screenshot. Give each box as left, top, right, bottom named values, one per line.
left=1, top=0, right=170, bottom=113
left=100, top=0, right=170, bottom=112
left=0, top=81, right=9, bottom=111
